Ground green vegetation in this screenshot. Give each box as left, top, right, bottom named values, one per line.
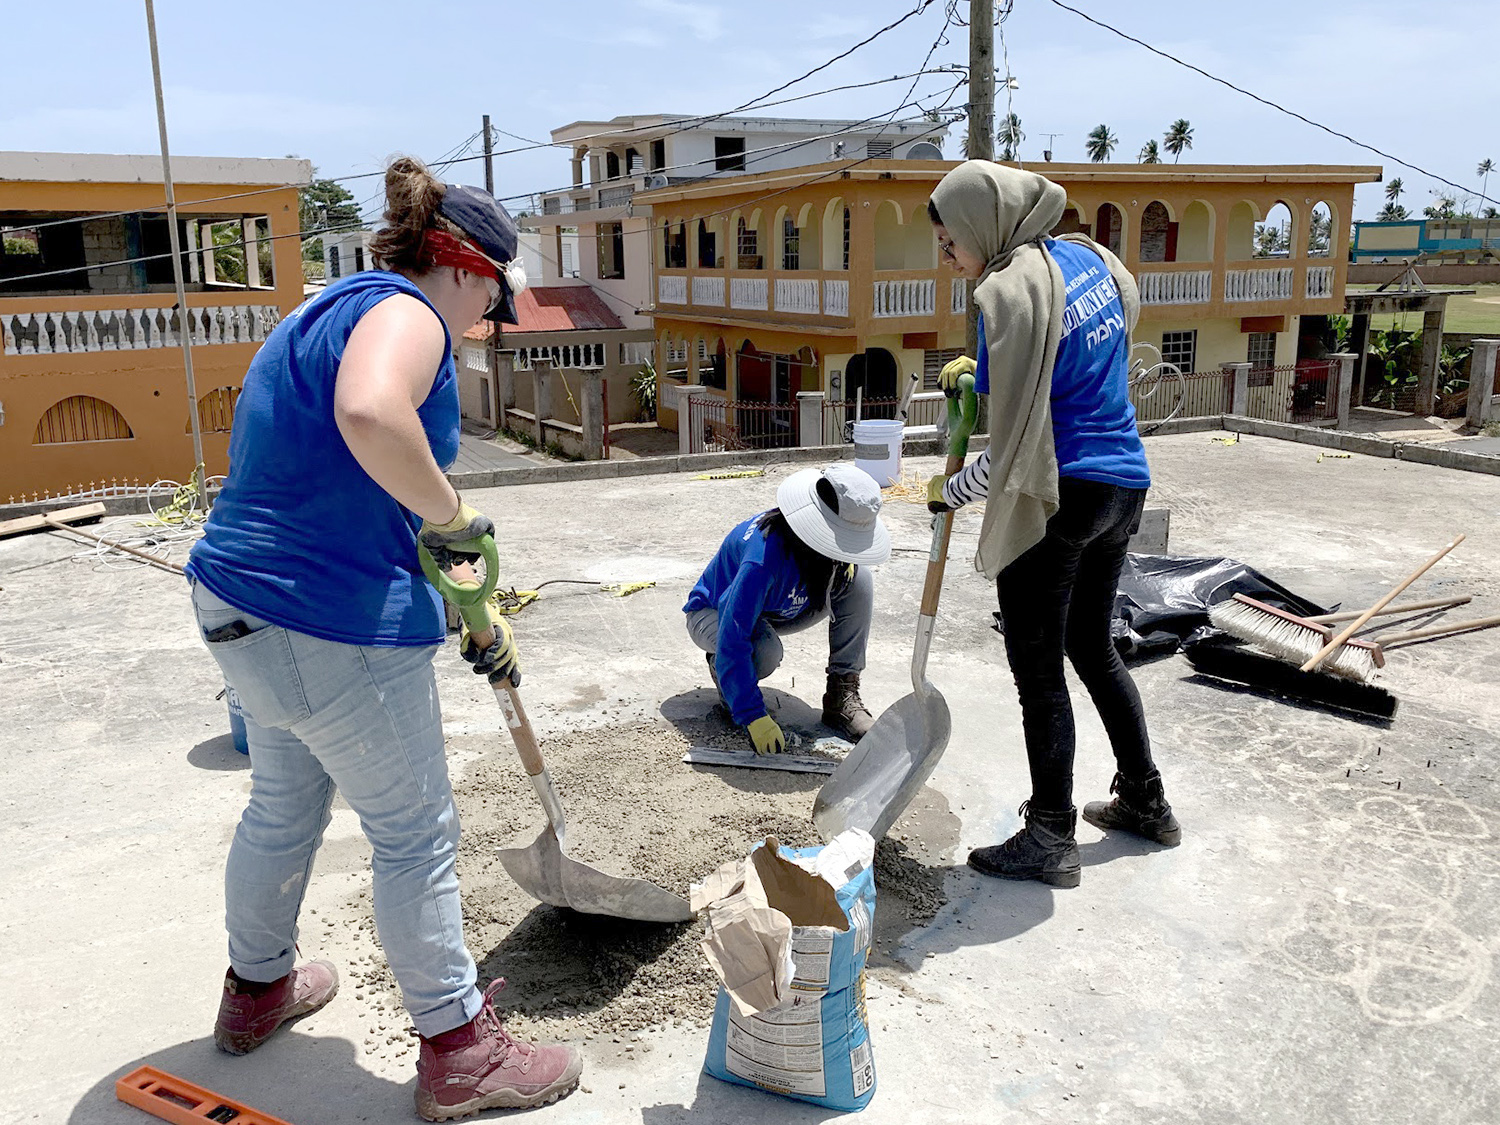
left=630, top=361, right=658, bottom=422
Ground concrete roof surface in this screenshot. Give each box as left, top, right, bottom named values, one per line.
left=1, top=432, right=1497, bottom=1124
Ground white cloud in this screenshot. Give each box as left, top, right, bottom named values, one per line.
left=634, top=0, right=724, bottom=41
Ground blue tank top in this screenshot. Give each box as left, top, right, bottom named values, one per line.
left=187, top=271, right=461, bottom=646
left=975, top=240, right=1150, bottom=489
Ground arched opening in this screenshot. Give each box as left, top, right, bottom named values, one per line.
left=33, top=395, right=133, bottom=444
left=905, top=206, right=937, bottom=268
left=1178, top=201, right=1214, bottom=262
left=1138, top=201, right=1176, bottom=263
left=844, top=347, right=899, bottom=415
left=873, top=200, right=904, bottom=270
left=1256, top=201, right=1294, bottom=258
left=822, top=198, right=850, bottom=271
left=795, top=203, right=821, bottom=270
left=704, top=339, right=728, bottom=390
left=1227, top=201, right=1258, bottom=261
left=736, top=210, right=763, bottom=270
left=1051, top=203, right=1088, bottom=237
left=189, top=386, right=241, bottom=433
left=736, top=339, right=772, bottom=402
left=605, top=151, right=621, bottom=180
left=1307, top=200, right=1334, bottom=257
left=1094, top=203, right=1124, bottom=256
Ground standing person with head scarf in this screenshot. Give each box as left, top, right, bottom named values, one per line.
left=924, top=160, right=1181, bottom=889
left=186, top=157, right=582, bottom=1119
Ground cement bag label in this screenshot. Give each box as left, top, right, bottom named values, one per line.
left=851, top=1040, right=874, bottom=1099
left=727, top=1005, right=827, bottom=1098
left=853, top=441, right=888, bottom=459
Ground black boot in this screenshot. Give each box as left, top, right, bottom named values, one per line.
left=968, top=803, right=1081, bottom=888
left=1082, top=770, right=1181, bottom=846
left=821, top=672, right=874, bottom=741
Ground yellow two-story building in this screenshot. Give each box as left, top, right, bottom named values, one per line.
left=1, top=151, right=310, bottom=500
left=640, top=160, right=1380, bottom=439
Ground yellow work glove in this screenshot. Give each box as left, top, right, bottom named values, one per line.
left=458, top=593, right=521, bottom=685
left=419, top=496, right=496, bottom=565
left=747, top=715, right=786, bottom=756
left=926, top=474, right=955, bottom=513
left=938, top=355, right=976, bottom=391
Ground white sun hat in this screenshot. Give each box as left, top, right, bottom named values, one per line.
left=777, top=464, right=891, bottom=565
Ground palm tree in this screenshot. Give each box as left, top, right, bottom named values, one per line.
left=1478, top=158, right=1494, bottom=208
left=1384, top=177, right=1404, bottom=205
left=1163, top=119, right=1194, bottom=162
left=1377, top=202, right=1409, bottom=221
left=1424, top=196, right=1457, bottom=220
left=1138, top=139, right=1161, bottom=163
left=997, top=114, right=1024, bottom=161
left=1085, top=124, right=1117, bottom=163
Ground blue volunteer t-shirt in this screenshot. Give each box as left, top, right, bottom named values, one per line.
left=186, top=271, right=461, bottom=646
left=975, top=239, right=1150, bottom=488
left=683, top=516, right=812, bottom=725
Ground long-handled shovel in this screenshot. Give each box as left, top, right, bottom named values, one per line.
left=421, top=544, right=692, bottom=923
left=813, top=377, right=979, bottom=842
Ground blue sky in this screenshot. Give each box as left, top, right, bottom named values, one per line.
left=4, top=0, right=1496, bottom=221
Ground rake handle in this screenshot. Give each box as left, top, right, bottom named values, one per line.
left=1372, top=613, right=1500, bottom=648
left=1301, top=535, right=1465, bottom=672
left=1307, top=595, right=1471, bottom=624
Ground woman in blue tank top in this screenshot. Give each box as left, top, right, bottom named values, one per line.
left=184, top=157, right=583, bottom=1118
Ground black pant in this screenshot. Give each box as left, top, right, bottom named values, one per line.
left=997, top=478, right=1155, bottom=812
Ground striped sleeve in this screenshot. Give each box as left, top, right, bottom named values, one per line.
left=942, top=446, right=990, bottom=507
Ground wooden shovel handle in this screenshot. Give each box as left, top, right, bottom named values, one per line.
left=1301, top=535, right=1465, bottom=671
left=919, top=452, right=966, bottom=616
left=493, top=678, right=546, bottom=777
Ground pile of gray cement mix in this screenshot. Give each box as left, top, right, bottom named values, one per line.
left=338, top=716, right=957, bottom=1043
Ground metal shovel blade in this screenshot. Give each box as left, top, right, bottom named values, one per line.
left=811, top=686, right=951, bottom=843
left=497, top=823, right=695, bottom=924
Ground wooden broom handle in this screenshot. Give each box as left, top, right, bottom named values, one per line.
left=1301, top=535, right=1465, bottom=671
left=1307, top=596, right=1470, bottom=624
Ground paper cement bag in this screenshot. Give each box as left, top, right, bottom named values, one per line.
left=695, top=831, right=877, bottom=1112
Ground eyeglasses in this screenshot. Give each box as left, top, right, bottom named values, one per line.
left=480, top=273, right=501, bottom=310
left=937, top=236, right=958, bottom=263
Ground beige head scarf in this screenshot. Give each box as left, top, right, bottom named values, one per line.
left=931, top=160, right=1139, bottom=578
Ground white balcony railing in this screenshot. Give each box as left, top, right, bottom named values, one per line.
left=692, top=275, right=725, bottom=306
left=823, top=279, right=849, bottom=317
left=730, top=277, right=769, bottom=311
left=774, top=278, right=819, bottom=314
left=1306, top=266, right=1335, bottom=299
left=658, top=275, right=687, bottom=305
left=1138, top=269, right=1213, bottom=305
left=1225, top=267, right=1294, bottom=302
left=872, top=278, right=936, bottom=318
left=951, top=279, right=967, bottom=314
left=598, top=184, right=634, bottom=208
left=2, top=304, right=281, bottom=357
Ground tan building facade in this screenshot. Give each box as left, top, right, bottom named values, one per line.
left=0, top=152, right=310, bottom=499
left=639, top=160, right=1380, bottom=437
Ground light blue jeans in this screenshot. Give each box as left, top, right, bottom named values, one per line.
left=190, top=580, right=482, bottom=1037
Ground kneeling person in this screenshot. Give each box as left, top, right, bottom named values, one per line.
left=685, top=464, right=891, bottom=752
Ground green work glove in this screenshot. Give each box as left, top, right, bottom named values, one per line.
left=747, top=715, right=786, bottom=756
left=938, top=355, right=976, bottom=392
left=458, top=596, right=521, bottom=684
left=419, top=497, right=496, bottom=566
left=926, top=474, right=955, bottom=514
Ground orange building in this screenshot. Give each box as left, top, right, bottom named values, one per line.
left=0, top=151, right=310, bottom=500
left=639, top=159, right=1380, bottom=438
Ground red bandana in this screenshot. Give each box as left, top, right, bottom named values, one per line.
left=423, top=230, right=500, bottom=281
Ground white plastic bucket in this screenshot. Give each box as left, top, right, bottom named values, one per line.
left=851, top=419, right=903, bottom=487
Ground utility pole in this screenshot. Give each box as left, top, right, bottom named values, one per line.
left=144, top=0, right=207, bottom=510
left=967, top=0, right=994, bottom=431
left=482, top=114, right=494, bottom=195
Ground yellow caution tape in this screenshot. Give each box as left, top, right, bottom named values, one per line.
left=601, top=580, right=656, bottom=598
left=692, top=469, right=766, bottom=481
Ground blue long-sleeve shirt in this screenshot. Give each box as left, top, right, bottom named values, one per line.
left=684, top=516, right=813, bottom=726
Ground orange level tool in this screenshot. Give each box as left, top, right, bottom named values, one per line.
left=116, top=1066, right=295, bottom=1125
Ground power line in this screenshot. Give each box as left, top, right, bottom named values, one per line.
left=1043, top=0, right=1495, bottom=207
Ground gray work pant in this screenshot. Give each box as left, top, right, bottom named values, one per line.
left=684, top=564, right=874, bottom=680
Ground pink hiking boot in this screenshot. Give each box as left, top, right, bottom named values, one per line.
left=415, top=980, right=582, bottom=1121
left=213, top=960, right=339, bottom=1055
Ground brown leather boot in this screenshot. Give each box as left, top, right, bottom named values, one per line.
left=821, top=672, right=874, bottom=741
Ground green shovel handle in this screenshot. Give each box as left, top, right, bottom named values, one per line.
left=418, top=536, right=501, bottom=639
left=945, top=374, right=979, bottom=459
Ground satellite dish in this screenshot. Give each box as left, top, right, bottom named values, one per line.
left=904, top=141, right=943, bottom=160
left=644, top=173, right=669, bottom=190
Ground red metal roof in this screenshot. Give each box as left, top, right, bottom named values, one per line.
left=507, top=286, right=625, bottom=333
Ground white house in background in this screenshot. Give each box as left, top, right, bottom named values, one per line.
left=524, top=114, right=951, bottom=330
left=323, top=228, right=371, bottom=281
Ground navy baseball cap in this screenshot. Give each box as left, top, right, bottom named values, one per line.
left=438, top=183, right=524, bottom=324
